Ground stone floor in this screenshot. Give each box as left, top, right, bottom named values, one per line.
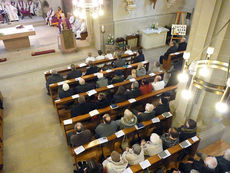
left=0, top=24, right=168, bottom=173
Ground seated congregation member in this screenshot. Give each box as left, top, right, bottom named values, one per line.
left=96, top=73, right=108, bottom=88
left=216, top=149, right=230, bottom=172
left=178, top=37, right=187, bottom=51
left=85, top=52, right=95, bottom=63
left=125, top=81, right=140, bottom=99
left=95, top=50, right=105, bottom=68
left=46, top=7, right=54, bottom=25
left=133, top=103, right=155, bottom=122
left=178, top=119, right=197, bottom=142
left=179, top=155, right=219, bottom=173
left=152, top=75, right=165, bottom=91
left=85, top=61, right=98, bottom=75
left=140, top=79, right=153, bottom=95
left=122, top=144, right=144, bottom=165
left=152, top=61, right=161, bottom=73
left=105, top=50, right=113, bottom=66
left=124, top=45, right=133, bottom=55
left=58, top=13, right=72, bottom=33
left=116, top=109, right=137, bottom=129
left=67, top=122, right=92, bottom=148
left=161, top=127, right=179, bottom=149
left=159, top=41, right=178, bottom=64
left=111, top=70, right=124, bottom=84
left=133, top=49, right=145, bottom=63
left=136, top=63, right=146, bottom=77
left=113, top=53, right=125, bottom=68
left=102, top=151, right=128, bottom=173
left=94, top=92, right=110, bottom=109
left=75, top=78, right=93, bottom=94
left=66, top=64, right=82, bottom=80
left=141, top=133, right=163, bottom=156
left=154, top=97, right=170, bottom=115
left=95, top=114, right=118, bottom=138
left=126, top=69, right=137, bottom=80
left=71, top=95, right=93, bottom=117
left=76, top=159, right=103, bottom=173
left=58, top=83, right=74, bottom=99
left=112, top=86, right=127, bottom=103
left=46, top=70, right=64, bottom=95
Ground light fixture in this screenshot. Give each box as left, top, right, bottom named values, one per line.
left=207, top=47, right=214, bottom=55
left=199, top=66, right=209, bottom=77
left=181, top=89, right=192, bottom=100
left=72, top=0, right=104, bottom=19
left=177, top=71, right=189, bottom=83
left=215, top=102, right=228, bottom=113
left=183, top=51, right=190, bottom=60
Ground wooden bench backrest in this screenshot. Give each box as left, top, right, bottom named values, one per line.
left=71, top=113, right=173, bottom=163
left=127, top=136, right=200, bottom=173
left=49, top=61, right=150, bottom=102
left=162, top=51, right=184, bottom=71
left=62, top=85, right=177, bottom=131
left=44, top=54, right=137, bottom=81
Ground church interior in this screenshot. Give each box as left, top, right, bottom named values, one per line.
left=0, top=0, right=230, bottom=172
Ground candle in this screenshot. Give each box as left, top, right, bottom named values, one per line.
left=101, top=25, right=105, bottom=33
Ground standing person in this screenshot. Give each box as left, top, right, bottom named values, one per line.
left=25, top=0, right=34, bottom=15
left=17, top=0, right=25, bottom=15
left=51, top=6, right=62, bottom=26
left=58, top=13, right=72, bottom=33
left=72, top=16, right=82, bottom=36
left=33, top=0, right=41, bottom=16
left=1, top=0, right=18, bottom=22
left=133, top=49, right=145, bottom=63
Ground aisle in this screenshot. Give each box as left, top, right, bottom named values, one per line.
left=0, top=70, right=74, bottom=173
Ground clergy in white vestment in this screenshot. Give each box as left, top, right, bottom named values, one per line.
left=76, top=19, right=87, bottom=39
left=72, top=17, right=82, bottom=38
left=1, top=0, right=18, bottom=21
left=25, top=0, right=34, bottom=15
left=45, top=7, right=54, bottom=25
left=33, top=0, right=41, bottom=16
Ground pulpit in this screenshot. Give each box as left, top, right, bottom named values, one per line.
left=58, top=30, right=77, bottom=53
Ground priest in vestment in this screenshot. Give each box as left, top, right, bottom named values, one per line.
left=25, top=0, right=34, bottom=15
left=51, top=6, right=62, bottom=26
left=33, top=0, right=41, bottom=16
left=45, top=7, right=54, bottom=25
left=58, top=13, right=72, bottom=33
left=1, top=0, right=18, bottom=22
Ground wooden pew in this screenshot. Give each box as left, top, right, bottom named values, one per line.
left=49, top=61, right=150, bottom=103
left=62, top=85, right=177, bottom=132
left=55, top=72, right=164, bottom=116
left=44, top=53, right=137, bottom=81
left=163, top=51, right=184, bottom=71
left=126, top=136, right=200, bottom=173
left=70, top=113, right=173, bottom=164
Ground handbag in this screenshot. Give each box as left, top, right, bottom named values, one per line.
left=121, top=135, right=129, bottom=151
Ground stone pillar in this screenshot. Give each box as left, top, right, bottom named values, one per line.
left=173, top=0, right=230, bottom=130
left=86, top=12, right=95, bottom=46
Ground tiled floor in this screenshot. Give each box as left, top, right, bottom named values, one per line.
left=0, top=24, right=168, bottom=172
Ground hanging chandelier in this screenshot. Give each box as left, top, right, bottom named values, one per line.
left=72, top=0, right=104, bottom=19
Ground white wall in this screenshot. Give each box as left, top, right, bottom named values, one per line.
left=112, top=0, right=196, bottom=38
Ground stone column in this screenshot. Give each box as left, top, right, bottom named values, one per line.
left=86, top=12, right=95, bottom=46
left=173, top=0, right=230, bottom=130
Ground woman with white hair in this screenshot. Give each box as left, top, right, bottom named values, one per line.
left=136, top=63, right=146, bottom=77
left=132, top=103, right=155, bottom=122
left=141, top=133, right=163, bottom=156
left=116, top=109, right=137, bottom=129
left=122, top=144, right=144, bottom=165
left=58, top=83, right=73, bottom=99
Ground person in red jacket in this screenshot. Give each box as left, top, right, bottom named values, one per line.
left=140, top=79, right=153, bottom=95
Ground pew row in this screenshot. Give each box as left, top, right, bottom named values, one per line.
left=126, top=136, right=200, bottom=173
left=62, top=85, right=177, bottom=132
left=71, top=113, right=173, bottom=165
left=163, top=51, right=184, bottom=71
left=44, top=53, right=137, bottom=81
left=49, top=61, right=150, bottom=103
left=55, top=72, right=164, bottom=115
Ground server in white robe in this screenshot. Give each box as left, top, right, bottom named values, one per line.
left=33, top=0, right=41, bottom=16
left=25, top=0, right=34, bottom=15
left=76, top=19, right=87, bottom=39
left=1, top=0, right=18, bottom=21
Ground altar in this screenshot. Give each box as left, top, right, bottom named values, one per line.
left=0, top=25, right=36, bottom=51
left=141, top=27, right=169, bottom=49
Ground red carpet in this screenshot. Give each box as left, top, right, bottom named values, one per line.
left=31, top=49, right=55, bottom=56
